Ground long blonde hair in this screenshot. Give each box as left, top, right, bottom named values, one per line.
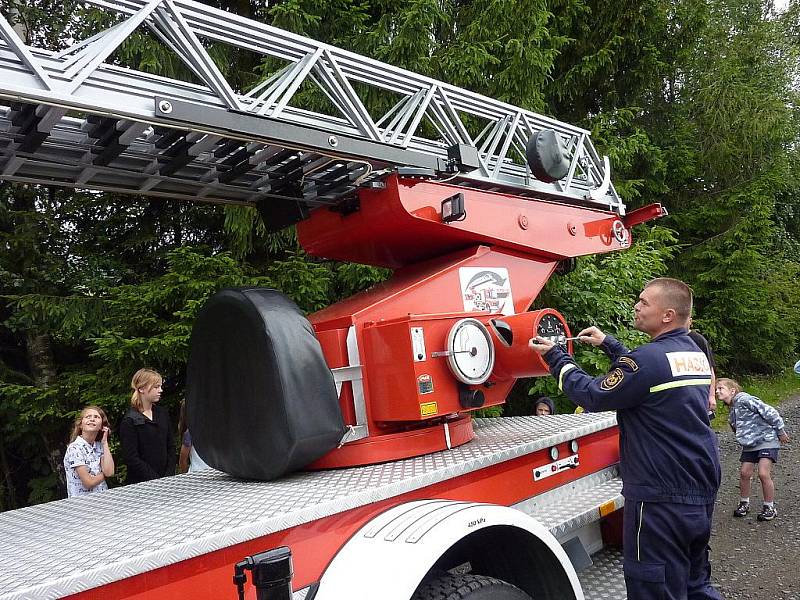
left=130, top=368, right=163, bottom=412
left=69, top=406, right=110, bottom=443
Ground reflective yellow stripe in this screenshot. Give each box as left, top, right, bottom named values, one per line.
left=559, top=364, right=577, bottom=390
left=649, top=378, right=712, bottom=393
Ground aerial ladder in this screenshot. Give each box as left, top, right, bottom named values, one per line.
left=0, top=2, right=665, bottom=598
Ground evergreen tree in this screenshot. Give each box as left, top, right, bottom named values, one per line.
left=1, top=0, right=798, bottom=509
left=662, top=0, right=800, bottom=370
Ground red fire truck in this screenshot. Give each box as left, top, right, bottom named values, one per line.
left=0, top=1, right=665, bottom=598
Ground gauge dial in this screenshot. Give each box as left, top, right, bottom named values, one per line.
left=445, top=318, right=495, bottom=385
left=537, top=313, right=568, bottom=347
left=549, top=446, right=560, bottom=461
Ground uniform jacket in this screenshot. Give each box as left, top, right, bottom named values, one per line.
left=119, top=405, right=176, bottom=484
left=687, top=330, right=715, bottom=370
left=728, top=391, right=786, bottom=451
left=544, top=328, right=721, bottom=504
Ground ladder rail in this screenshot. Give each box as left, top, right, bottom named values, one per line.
left=0, top=0, right=625, bottom=218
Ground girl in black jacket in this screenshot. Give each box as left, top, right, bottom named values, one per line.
left=119, top=368, right=176, bottom=484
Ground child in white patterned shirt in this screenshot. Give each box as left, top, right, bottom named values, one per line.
left=63, top=406, right=115, bottom=498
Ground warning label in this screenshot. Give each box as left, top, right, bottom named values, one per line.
left=418, top=374, right=434, bottom=395
left=420, top=401, right=438, bottom=417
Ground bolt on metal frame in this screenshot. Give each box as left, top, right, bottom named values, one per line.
left=0, top=0, right=624, bottom=222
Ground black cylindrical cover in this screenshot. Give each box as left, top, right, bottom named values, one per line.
left=526, top=129, right=570, bottom=183
left=187, top=288, right=344, bottom=480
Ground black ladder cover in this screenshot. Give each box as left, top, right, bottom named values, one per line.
left=186, top=288, right=345, bottom=480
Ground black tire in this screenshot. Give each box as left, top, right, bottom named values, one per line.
left=412, top=574, right=532, bottom=600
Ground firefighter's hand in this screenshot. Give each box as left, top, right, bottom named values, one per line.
left=779, top=432, right=790, bottom=444
left=529, top=336, right=556, bottom=355
left=576, top=326, right=606, bottom=346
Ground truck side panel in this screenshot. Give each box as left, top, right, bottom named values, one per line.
left=56, top=424, right=618, bottom=599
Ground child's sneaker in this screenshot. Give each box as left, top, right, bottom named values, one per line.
left=733, top=501, right=750, bottom=517
left=757, top=505, right=777, bottom=521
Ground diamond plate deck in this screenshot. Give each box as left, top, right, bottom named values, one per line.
left=517, top=467, right=623, bottom=541
left=578, top=548, right=627, bottom=600
left=0, top=413, right=616, bottom=600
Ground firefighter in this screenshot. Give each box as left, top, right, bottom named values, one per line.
left=529, top=278, right=722, bottom=600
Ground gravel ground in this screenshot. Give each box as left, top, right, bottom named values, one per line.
left=710, top=393, right=800, bottom=600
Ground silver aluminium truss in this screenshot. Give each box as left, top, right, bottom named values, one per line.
left=0, top=0, right=624, bottom=230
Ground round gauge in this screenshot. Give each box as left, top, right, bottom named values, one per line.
left=445, top=318, right=495, bottom=385
left=549, top=446, right=560, bottom=461
left=537, top=313, right=568, bottom=346
left=570, top=440, right=579, bottom=454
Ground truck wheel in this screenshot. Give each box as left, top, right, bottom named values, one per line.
left=411, top=574, right=532, bottom=600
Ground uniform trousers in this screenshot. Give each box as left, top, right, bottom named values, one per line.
left=623, top=500, right=723, bottom=600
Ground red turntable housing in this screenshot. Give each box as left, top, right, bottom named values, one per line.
left=297, top=175, right=664, bottom=468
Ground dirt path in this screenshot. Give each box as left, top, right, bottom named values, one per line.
left=710, top=393, right=800, bottom=599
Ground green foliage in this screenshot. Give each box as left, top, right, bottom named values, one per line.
left=1, top=0, right=799, bottom=511
left=739, top=367, right=800, bottom=409
left=331, top=262, right=391, bottom=300
left=88, top=247, right=272, bottom=370
left=264, top=251, right=333, bottom=313
left=589, top=108, right=668, bottom=204
left=5, top=295, right=107, bottom=342
left=662, top=0, right=800, bottom=372
left=473, top=405, right=504, bottom=418
left=506, top=226, right=679, bottom=413
left=26, top=472, right=60, bottom=506
left=1, top=247, right=270, bottom=503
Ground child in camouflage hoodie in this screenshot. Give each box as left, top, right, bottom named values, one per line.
left=716, top=378, right=790, bottom=521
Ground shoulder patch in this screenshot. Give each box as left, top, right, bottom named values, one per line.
left=618, top=356, right=639, bottom=372
left=600, top=368, right=625, bottom=391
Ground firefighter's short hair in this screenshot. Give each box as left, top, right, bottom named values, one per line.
left=645, top=277, right=693, bottom=322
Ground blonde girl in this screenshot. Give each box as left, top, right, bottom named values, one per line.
left=119, top=368, right=176, bottom=483
left=63, top=406, right=115, bottom=497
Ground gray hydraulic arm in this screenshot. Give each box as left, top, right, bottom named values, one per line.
left=0, top=0, right=623, bottom=229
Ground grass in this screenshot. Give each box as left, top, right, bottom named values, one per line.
left=710, top=367, right=800, bottom=430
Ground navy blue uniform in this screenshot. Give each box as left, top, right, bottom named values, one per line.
left=544, top=328, right=722, bottom=600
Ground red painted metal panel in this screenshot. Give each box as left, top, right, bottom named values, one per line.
left=489, top=309, right=573, bottom=380
left=311, top=246, right=560, bottom=466
left=66, top=428, right=619, bottom=600
left=310, top=246, right=556, bottom=327
left=308, top=414, right=474, bottom=470
left=298, top=175, right=631, bottom=269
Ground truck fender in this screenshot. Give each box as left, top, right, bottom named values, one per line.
left=314, top=499, right=584, bottom=600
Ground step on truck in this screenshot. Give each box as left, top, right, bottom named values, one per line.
left=0, top=2, right=665, bottom=598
